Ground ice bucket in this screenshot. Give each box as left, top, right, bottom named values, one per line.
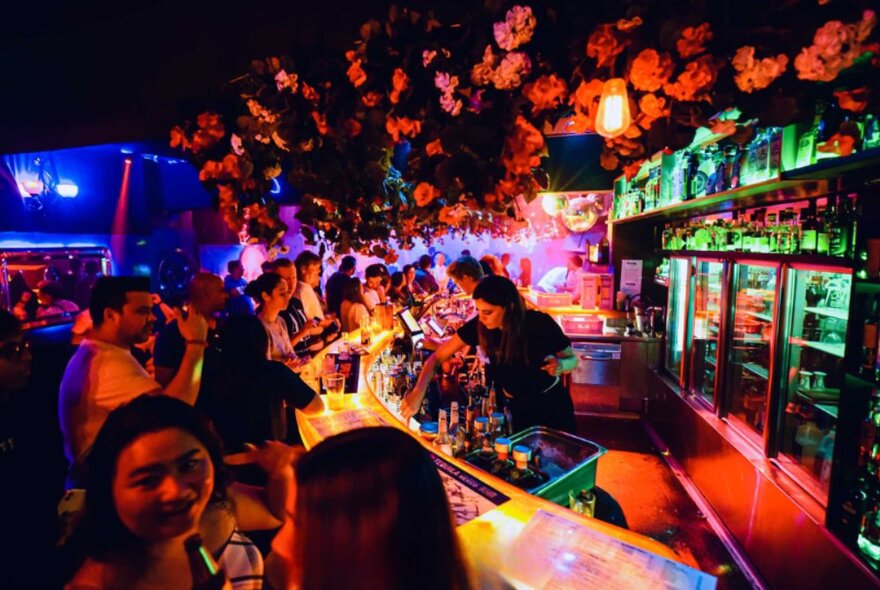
left=508, top=426, right=606, bottom=507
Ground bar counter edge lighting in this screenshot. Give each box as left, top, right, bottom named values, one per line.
left=294, top=328, right=713, bottom=588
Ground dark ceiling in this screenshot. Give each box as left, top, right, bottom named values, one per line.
left=0, top=0, right=393, bottom=154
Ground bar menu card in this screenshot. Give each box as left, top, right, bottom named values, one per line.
left=307, top=407, right=388, bottom=439
left=429, top=452, right=510, bottom=526
left=503, top=510, right=717, bottom=590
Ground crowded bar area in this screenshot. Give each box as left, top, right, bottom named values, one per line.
left=2, top=1, right=880, bottom=588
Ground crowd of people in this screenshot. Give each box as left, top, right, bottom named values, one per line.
left=0, top=244, right=575, bottom=589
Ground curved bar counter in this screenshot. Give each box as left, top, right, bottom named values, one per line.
left=295, top=329, right=715, bottom=588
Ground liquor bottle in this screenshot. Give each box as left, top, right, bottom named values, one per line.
left=505, top=445, right=546, bottom=490
left=800, top=204, right=819, bottom=254
left=684, top=151, right=697, bottom=201
left=185, top=534, right=232, bottom=590
left=711, top=146, right=727, bottom=194
left=503, top=406, right=514, bottom=437
left=797, top=102, right=825, bottom=168
left=754, top=129, right=771, bottom=183
left=489, top=437, right=514, bottom=477
left=727, top=213, right=744, bottom=252
left=434, top=409, right=453, bottom=456
left=690, top=150, right=709, bottom=199
left=471, top=416, right=489, bottom=452
left=864, top=114, right=880, bottom=151
left=483, top=386, right=497, bottom=419
left=829, top=195, right=850, bottom=258
left=817, top=205, right=831, bottom=255
left=862, top=297, right=880, bottom=378
left=449, top=402, right=462, bottom=455
left=597, top=235, right=610, bottom=265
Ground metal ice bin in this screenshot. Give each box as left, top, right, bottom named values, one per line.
left=508, top=426, right=606, bottom=507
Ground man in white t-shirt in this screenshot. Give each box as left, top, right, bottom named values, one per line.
left=293, top=250, right=325, bottom=320
left=58, top=276, right=208, bottom=485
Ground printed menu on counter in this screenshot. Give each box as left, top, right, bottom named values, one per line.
left=429, top=452, right=510, bottom=526
left=502, top=510, right=717, bottom=590
left=307, top=407, right=388, bottom=439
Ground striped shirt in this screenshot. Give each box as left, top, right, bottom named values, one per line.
left=216, top=528, right=264, bottom=590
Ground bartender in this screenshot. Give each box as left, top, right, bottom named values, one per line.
left=401, top=275, right=577, bottom=433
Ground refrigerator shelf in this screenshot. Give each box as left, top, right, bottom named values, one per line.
left=803, top=306, right=849, bottom=321
left=789, top=338, right=846, bottom=358
left=704, top=356, right=717, bottom=368
left=743, top=362, right=770, bottom=380
left=796, top=388, right=840, bottom=404
left=742, top=310, right=773, bottom=322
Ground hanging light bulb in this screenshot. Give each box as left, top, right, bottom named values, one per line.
left=595, top=78, right=632, bottom=139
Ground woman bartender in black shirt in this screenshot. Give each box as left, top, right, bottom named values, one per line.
left=401, top=275, right=577, bottom=432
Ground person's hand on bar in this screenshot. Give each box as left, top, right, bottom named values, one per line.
left=400, top=385, right=426, bottom=424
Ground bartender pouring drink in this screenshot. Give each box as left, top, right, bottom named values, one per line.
left=401, top=275, right=577, bottom=433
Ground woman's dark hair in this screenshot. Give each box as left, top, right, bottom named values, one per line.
left=82, top=395, right=231, bottom=559
left=38, top=281, right=64, bottom=301
left=244, top=272, right=283, bottom=310
left=341, top=276, right=366, bottom=306
left=389, top=272, right=405, bottom=289
left=364, top=263, right=385, bottom=280
left=472, top=275, right=527, bottom=365
left=294, top=427, right=472, bottom=590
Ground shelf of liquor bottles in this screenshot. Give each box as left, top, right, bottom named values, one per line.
left=660, top=249, right=852, bottom=267
left=611, top=103, right=880, bottom=226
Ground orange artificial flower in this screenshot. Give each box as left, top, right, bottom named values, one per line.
left=709, top=119, right=737, bottom=135
left=818, top=133, right=857, bottom=157
left=390, top=67, right=409, bottom=104
left=347, top=59, right=367, bottom=88
left=190, top=112, right=225, bottom=153
left=638, top=93, right=669, bottom=119
left=169, top=126, right=190, bottom=150
left=220, top=154, right=242, bottom=179
left=630, top=49, right=674, bottom=92
left=677, top=23, right=713, bottom=58
left=301, top=82, right=319, bottom=102
left=413, top=182, right=440, bottom=207
left=311, top=111, right=330, bottom=135
left=663, top=55, right=718, bottom=102
left=599, top=148, right=619, bottom=171
left=834, top=87, right=869, bottom=112
left=425, top=139, right=445, bottom=157
left=586, top=24, right=627, bottom=68
left=502, top=116, right=545, bottom=177
left=622, top=159, right=646, bottom=180
left=569, top=79, right=604, bottom=130
left=523, top=74, right=568, bottom=113
left=361, top=91, right=383, bottom=107
left=616, top=16, right=643, bottom=31
left=385, top=117, right=422, bottom=142
left=217, top=184, right=236, bottom=208
left=199, top=161, right=223, bottom=182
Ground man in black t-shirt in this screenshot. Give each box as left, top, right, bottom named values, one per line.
left=324, top=255, right=357, bottom=318
left=154, top=273, right=228, bottom=390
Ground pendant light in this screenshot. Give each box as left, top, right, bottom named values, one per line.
left=595, top=78, right=632, bottom=139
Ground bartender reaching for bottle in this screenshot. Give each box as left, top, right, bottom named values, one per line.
left=401, top=276, right=577, bottom=433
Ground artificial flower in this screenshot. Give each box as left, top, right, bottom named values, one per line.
left=471, top=45, right=497, bottom=86
left=264, top=165, right=282, bottom=179
left=709, top=119, right=737, bottom=135
left=599, top=148, right=619, bottom=171
left=586, top=23, right=626, bottom=68
left=439, top=94, right=463, bottom=116
left=568, top=79, right=604, bottom=132
left=636, top=93, right=669, bottom=130
left=490, top=51, right=531, bottom=90
left=493, top=5, right=537, bottom=51
left=523, top=74, right=568, bottom=113
left=731, top=46, right=789, bottom=93
left=275, top=70, right=299, bottom=93
left=502, top=116, right=545, bottom=176
left=434, top=71, right=459, bottom=94
left=616, top=16, right=643, bottom=31
left=230, top=133, right=245, bottom=156
left=629, top=49, right=674, bottom=92
left=361, top=91, right=383, bottom=107
left=817, top=132, right=856, bottom=156
left=422, top=49, right=437, bottom=67
left=271, top=131, right=290, bottom=151
left=169, top=126, right=190, bottom=150
left=834, top=87, right=869, bottom=112
left=663, top=55, right=718, bottom=102
left=795, top=11, right=875, bottom=81
left=677, top=23, right=713, bottom=58
left=390, top=68, right=409, bottom=104
left=301, top=82, right=319, bottom=103
left=425, top=139, right=445, bottom=157
left=438, top=204, right=469, bottom=225
left=344, top=118, right=363, bottom=137
left=385, top=117, right=422, bottom=142
left=346, top=58, right=367, bottom=87
left=622, top=159, right=646, bottom=180
left=311, top=111, right=330, bottom=135
left=246, top=100, right=278, bottom=123
left=413, top=182, right=440, bottom=207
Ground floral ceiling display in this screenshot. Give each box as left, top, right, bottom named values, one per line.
left=171, top=0, right=878, bottom=258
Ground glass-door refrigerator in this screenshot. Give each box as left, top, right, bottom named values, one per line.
left=775, top=266, right=851, bottom=503
left=689, top=260, right=725, bottom=407
left=724, top=262, right=780, bottom=441
left=666, top=257, right=692, bottom=385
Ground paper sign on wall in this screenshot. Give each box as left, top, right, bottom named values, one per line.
left=620, top=259, right=643, bottom=297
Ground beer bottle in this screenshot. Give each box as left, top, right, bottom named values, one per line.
left=184, top=534, right=231, bottom=590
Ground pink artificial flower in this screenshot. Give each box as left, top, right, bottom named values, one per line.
left=491, top=51, right=531, bottom=90
left=422, top=49, right=437, bottom=67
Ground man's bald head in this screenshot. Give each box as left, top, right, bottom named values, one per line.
left=188, top=272, right=228, bottom=315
